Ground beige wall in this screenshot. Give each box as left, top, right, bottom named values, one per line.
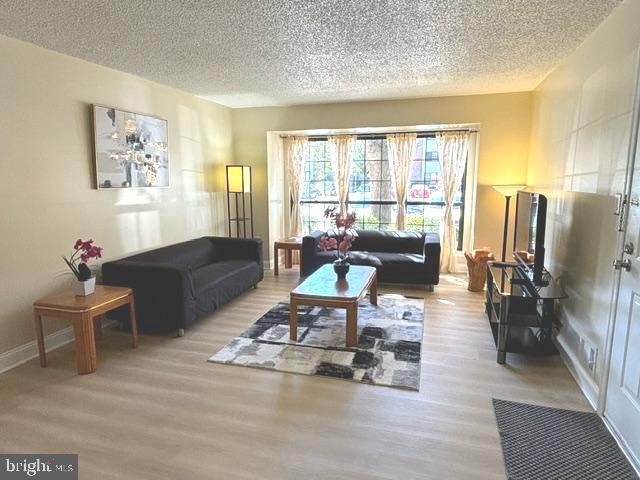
left=528, top=0, right=640, bottom=403
left=231, top=92, right=532, bottom=260
left=0, top=35, right=233, bottom=356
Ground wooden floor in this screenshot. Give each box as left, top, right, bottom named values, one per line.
left=0, top=270, right=590, bottom=479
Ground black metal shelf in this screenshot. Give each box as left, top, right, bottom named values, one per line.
left=488, top=323, right=557, bottom=356
left=486, top=262, right=565, bottom=364
left=487, top=301, right=544, bottom=328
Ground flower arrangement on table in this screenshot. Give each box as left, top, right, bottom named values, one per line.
left=62, top=239, right=103, bottom=296
left=318, top=207, right=357, bottom=279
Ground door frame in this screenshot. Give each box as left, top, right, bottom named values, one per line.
left=597, top=47, right=640, bottom=472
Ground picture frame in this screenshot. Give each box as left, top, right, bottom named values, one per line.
left=91, top=104, right=170, bottom=189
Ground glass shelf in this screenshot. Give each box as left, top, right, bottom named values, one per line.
left=485, top=262, right=566, bottom=364
left=488, top=261, right=567, bottom=299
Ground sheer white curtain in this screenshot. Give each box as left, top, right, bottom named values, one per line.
left=437, top=131, right=470, bottom=273
left=284, top=136, right=309, bottom=244
left=328, top=135, right=357, bottom=215
left=387, top=133, right=417, bottom=230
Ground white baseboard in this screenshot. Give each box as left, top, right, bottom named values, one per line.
left=554, top=333, right=599, bottom=409
left=0, top=326, right=75, bottom=374
left=0, top=320, right=115, bottom=375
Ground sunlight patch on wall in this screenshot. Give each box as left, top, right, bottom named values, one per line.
left=115, top=210, right=161, bottom=252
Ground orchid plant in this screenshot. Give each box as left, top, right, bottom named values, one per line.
left=318, top=207, right=356, bottom=262
left=62, top=239, right=103, bottom=281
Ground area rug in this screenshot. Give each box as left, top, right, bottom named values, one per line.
left=493, top=399, right=638, bottom=480
left=208, top=294, right=423, bottom=390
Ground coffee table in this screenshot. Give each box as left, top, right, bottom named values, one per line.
left=289, top=264, right=377, bottom=347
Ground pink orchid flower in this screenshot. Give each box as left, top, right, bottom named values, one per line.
left=338, top=235, right=353, bottom=255
left=318, top=235, right=338, bottom=251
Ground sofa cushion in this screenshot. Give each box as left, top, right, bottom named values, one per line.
left=129, top=238, right=217, bottom=269
left=347, top=251, right=383, bottom=268
left=370, top=252, right=425, bottom=273
left=192, top=259, right=259, bottom=294
left=348, top=251, right=422, bottom=272
left=192, top=260, right=261, bottom=319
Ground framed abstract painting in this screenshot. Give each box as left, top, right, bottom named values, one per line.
left=92, top=105, right=169, bottom=189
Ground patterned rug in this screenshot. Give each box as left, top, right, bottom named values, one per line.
left=208, top=294, right=424, bottom=390
left=493, top=399, right=639, bottom=480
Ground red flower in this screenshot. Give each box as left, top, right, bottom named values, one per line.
left=65, top=238, right=104, bottom=281
left=86, top=246, right=103, bottom=258
left=80, top=239, right=94, bottom=251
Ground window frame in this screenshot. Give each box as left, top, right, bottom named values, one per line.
left=299, top=133, right=467, bottom=251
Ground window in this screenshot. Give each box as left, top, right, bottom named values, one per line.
left=300, top=140, right=338, bottom=232
left=299, top=134, right=466, bottom=250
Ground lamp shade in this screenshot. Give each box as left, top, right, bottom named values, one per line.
left=492, top=184, right=526, bottom=197
left=226, top=165, right=251, bottom=193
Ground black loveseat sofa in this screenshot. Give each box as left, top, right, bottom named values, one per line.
left=102, top=236, right=263, bottom=334
left=301, top=230, right=440, bottom=288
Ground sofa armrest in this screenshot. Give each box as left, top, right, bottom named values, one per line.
left=102, top=260, right=194, bottom=331
left=208, top=236, right=264, bottom=276
left=301, top=231, right=325, bottom=276
left=423, top=233, right=441, bottom=285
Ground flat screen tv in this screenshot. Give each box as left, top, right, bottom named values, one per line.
left=513, top=191, right=547, bottom=286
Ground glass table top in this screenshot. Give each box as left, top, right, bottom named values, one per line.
left=488, top=262, right=567, bottom=300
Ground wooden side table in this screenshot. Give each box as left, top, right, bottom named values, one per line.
left=33, top=285, right=138, bottom=374
left=273, top=237, right=303, bottom=276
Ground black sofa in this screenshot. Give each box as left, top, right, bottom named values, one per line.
left=102, top=236, right=263, bottom=334
left=301, top=230, right=440, bottom=288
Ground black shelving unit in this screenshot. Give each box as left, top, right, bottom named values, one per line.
left=485, top=261, right=567, bottom=364
left=225, top=165, right=254, bottom=238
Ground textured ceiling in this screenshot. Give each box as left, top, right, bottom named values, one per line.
left=0, top=1, right=623, bottom=107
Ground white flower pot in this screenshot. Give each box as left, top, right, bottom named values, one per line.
left=74, top=276, right=96, bottom=296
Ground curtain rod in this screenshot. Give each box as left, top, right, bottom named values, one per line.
left=279, top=128, right=478, bottom=139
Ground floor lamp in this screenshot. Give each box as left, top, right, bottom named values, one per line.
left=492, top=185, right=526, bottom=262
left=226, top=165, right=254, bottom=238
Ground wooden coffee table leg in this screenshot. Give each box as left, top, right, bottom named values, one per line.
left=370, top=274, right=378, bottom=306
left=290, top=296, right=298, bottom=342
left=274, top=244, right=279, bottom=276
left=129, top=295, right=138, bottom=348
left=93, top=316, right=103, bottom=341
left=346, top=303, right=358, bottom=347
left=34, top=310, right=46, bottom=367
left=285, top=249, right=292, bottom=269
left=74, top=312, right=97, bottom=374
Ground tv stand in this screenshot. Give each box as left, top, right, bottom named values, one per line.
left=485, top=262, right=567, bottom=364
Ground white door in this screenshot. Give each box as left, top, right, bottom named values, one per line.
left=605, top=79, right=640, bottom=469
